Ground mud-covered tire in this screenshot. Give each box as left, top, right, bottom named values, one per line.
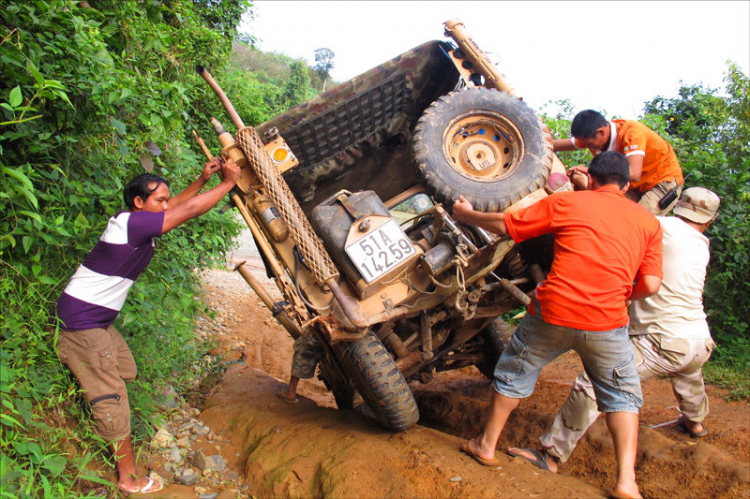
left=336, top=330, right=419, bottom=431
left=476, top=318, right=513, bottom=380
left=413, top=88, right=553, bottom=212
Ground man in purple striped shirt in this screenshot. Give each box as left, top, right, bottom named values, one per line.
left=53, top=157, right=239, bottom=495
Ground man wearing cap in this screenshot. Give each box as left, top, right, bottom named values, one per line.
left=553, top=110, right=684, bottom=215
left=508, top=187, right=720, bottom=478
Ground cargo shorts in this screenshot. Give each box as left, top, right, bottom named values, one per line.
left=291, top=333, right=324, bottom=379
left=57, top=325, right=135, bottom=442
left=493, top=313, right=643, bottom=414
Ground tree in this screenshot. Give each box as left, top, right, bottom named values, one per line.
left=281, top=61, right=312, bottom=108
left=314, top=47, right=335, bottom=92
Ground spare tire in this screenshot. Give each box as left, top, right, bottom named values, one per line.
left=413, top=88, right=553, bottom=212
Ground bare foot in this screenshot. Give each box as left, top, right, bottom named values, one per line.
left=467, top=438, right=496, bottom=463
left=276, top=389, right=298, bottom=403
left=612, top=481, right=641, bottom=499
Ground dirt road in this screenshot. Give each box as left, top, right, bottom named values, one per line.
left=152, top=230, right=749, bottom=498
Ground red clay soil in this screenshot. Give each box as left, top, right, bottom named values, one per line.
left=157, top=267, right=749, bottom=498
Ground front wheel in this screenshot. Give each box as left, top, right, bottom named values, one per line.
left=335, top=330, right=419, bottom=431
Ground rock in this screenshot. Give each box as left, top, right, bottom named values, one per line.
left=174, top=469, right=199, bottom=486
left=189, top=408, right=201, bottom=417
left=176, top=436, right=191, bottom=448
left=157, top=385, right=182, bottom=410
left=195, top=425, right=211, bottom=436
left=197, top=493, right=218, bottom=499
left=179, top=422, right=196, bottom=432
left=149, top=428, right=174, bottom=449
left=168, top=447, right=182, bottom=463
left=193, top=451, right=226, bottom=472
left=194, top=486, right=208, bottom=494
left=450, top=476, right=463, bottom=482
left=226, top=471, right=240, bottom=481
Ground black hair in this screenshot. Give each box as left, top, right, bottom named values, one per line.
left=123, top=173, right=169, bottom=209
left=571, top=110, right=608, bottom=139
left=588, top=151, right=630, bottom=188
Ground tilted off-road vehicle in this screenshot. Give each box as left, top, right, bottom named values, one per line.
left=197, top=20, right=570, bottom=431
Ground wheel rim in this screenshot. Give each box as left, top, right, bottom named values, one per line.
left=442, top=111, right=525, bottom=182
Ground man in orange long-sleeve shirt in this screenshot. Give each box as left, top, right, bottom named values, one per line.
left=554, top=109, right=683, bottom=215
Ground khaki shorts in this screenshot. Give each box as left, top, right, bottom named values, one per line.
left=57, top=325, right=136, bottom=442
left=626, top=179, right=682, bottom=216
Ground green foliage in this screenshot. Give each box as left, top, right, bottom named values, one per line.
left=281, top=61, right=312, bottom=109
left=538, top=99, right=597, bottom=167
left=229, top=41, right=332, bottom=98
left=643, top=66, right=750, bottom=382
left=1, top=0, right=249, bottom=495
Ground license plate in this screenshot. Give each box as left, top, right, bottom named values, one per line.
left=345, top=219, right=416, bottom=283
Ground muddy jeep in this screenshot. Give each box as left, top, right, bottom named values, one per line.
left=198, top=20, right=568, bottom=431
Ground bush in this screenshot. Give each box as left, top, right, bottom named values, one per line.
left=1, top=0, right=249, bottom=495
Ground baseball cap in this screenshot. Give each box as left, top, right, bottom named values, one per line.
left=673, top=187, right=720, bottom=223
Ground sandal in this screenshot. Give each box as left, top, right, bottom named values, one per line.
left=506, top=447, right=552, bottom=472
left=117, top=476, right=164, bottom=495
left=678, top=415, right=707, bottom=438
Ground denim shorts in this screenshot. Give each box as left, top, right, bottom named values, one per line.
left=493, top=313, right=643, bottom=413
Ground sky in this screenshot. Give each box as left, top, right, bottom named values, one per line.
left=242, top=1, right=750, bottom=119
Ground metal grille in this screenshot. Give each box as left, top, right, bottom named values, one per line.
left=236, top=126, right=339, bottom=284
left=285, top=73, right=408, bottom=168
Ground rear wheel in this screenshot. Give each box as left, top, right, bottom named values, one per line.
left=413, top=88, right=552, bottom=212
left=335, top=330, right=419, bottom=431
left=476, top=318, right=513, bottom=380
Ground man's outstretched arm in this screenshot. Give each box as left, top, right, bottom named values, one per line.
left=553, top=138, right=577, bottom=152
left=629, top=274, right=661, bottom=301
left=167, top=157, right=224, bottom=209
left=452, top=196, right=508, bottom=236
left=161, top=159, right=240, bottom=234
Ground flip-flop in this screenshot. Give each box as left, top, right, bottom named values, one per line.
left=506, top=447, right=551, bottom=472
left=117, top=476, right=164, bottom=495
left=678, top=415, right=707, bottom=438
left=460, top=441, right=501, bottom=467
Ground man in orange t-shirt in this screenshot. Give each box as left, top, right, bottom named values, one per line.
left=553, top=109, right=684, bottom=215
left=452, top=151, right=663, bottom=499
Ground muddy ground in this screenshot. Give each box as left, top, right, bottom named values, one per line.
left=150, top=235, right=749, bottom=498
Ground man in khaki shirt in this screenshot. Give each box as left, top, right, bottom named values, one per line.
left=508, top=187, right=720, bottom=475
